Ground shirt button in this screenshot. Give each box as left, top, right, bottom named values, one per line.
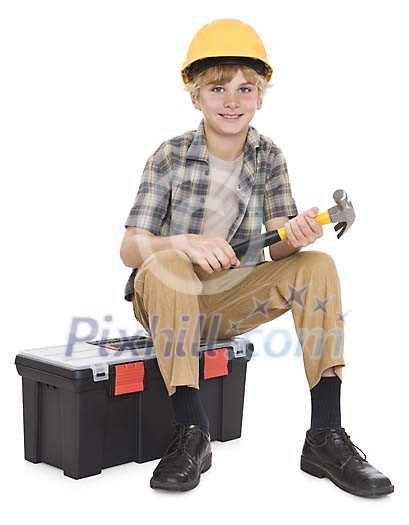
left=200, top=197, right=205, bottom=203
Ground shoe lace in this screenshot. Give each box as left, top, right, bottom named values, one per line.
left=167, top=424, right=201, bottom=454
left=180, top=424, right=205, bottom=449
left=333, top=428, right=367, bottom=462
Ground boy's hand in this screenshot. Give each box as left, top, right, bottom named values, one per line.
left=181, top=234, right=240, bottom=273
left=284, top=207, right=323, bottom=248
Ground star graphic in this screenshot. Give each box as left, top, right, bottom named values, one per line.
left=247, top=297, right=270, bottom=318
left=281, top=284, right=309, bottom=308
left=310, top=295, right=334, bottom=315
left=226, top=319, right=243, bottom=334
left=336, top=310, right=351, bottom=324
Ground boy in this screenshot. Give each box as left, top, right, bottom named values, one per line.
left=120, top=19, right=393, bottom=496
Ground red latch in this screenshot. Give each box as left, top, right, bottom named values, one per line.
left=114, top=362, right=145, bottom=395
left=204, top=347, right=229, bottom=379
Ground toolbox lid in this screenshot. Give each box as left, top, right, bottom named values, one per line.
left=15, top=334, right=252, bottom=382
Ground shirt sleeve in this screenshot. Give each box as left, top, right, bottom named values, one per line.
left=124, top=143, right=172, bottom=235
left=263, top=148, right=298, bottom=222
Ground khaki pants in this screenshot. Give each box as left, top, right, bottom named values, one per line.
left=132, top=249, right=345, bottom=396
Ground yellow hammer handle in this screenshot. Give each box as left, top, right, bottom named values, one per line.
left=277, top=211, right=332, bottom=240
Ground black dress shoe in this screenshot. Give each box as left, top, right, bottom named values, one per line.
left=150, top=423, right=212, bottom=491
left=301, top=427, right=394, bottom=497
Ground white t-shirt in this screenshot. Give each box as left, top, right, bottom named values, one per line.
left=201, top=151, right=243, bottom=239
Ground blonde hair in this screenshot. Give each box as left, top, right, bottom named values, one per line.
left=184, top=64, right=272, bottom=99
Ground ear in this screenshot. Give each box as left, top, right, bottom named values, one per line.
left=190, top=91, right=201, bottom=110
left=257, top=92, right=263, bottom=110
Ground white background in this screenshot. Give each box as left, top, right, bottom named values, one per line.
left=1, top=0, right=408, bottom=522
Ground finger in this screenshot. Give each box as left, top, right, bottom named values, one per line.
left=290, top=217, right=306, bottom=242
left=214, top=246, right=233, bottom=270
left=288, top=216, right=313, bottom=246
left=299, top=214, right=320, bottom=240
left=305, top=215, right=323, bottom=236
left=200, top=260, right=214, bottom=274
left=296, top=214, right=314, bottom=237
left=218, top=242, right=240, bottom=266
left=303, top=206, right=319, bottom=217
left=285, top=221, right=298, bottom=246
left=224, top=242, right=240, bottom=265
left=206, top=253, right=223, bottom=272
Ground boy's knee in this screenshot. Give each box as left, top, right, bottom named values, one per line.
left=298, top=250, right=337, bottom=274
left=138, top=249, right=202, bottom=295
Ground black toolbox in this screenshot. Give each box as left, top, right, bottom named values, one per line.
left=15, top=334, right=254, bottom=479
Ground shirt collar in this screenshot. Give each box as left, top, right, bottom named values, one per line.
left=186, top=119, right=260, bottom=162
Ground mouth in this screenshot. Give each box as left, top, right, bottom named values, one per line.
left=218, top=114, right=244, bottom=121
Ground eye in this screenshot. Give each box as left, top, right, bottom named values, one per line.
left=211, top=86, right=253, bottom=93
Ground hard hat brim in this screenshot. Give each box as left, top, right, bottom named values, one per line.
left=182, top=56, right=272, bottom=83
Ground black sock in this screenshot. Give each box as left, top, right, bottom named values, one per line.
left=170, top=386, right=209, bottom=434
left=310, top=376, right=342, bottom=430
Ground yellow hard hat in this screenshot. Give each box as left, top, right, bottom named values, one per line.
left=181, top=19, right=273, bottom=85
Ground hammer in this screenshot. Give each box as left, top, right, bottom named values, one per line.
left=231, top=189, right=355, bottom=259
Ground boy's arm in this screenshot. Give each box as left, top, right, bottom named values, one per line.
left=264, top=216, right=300, bottom=261
left=121, top=229, right=239, bottom=273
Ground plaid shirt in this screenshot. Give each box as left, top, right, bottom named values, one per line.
left=123, top=119, right=298, bottom=301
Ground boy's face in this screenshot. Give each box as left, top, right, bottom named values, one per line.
left=190, top=69, right=262, bottom=137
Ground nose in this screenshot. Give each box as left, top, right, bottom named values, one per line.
left=223, top=92, right=240, bottom=109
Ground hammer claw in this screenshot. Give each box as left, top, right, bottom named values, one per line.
left=334, top=222, right=347, bottom=239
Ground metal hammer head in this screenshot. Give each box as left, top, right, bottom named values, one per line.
left=328, top=189, right=356, bottom=239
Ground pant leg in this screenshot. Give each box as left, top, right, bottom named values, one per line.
left=195, top=250, right=345, bottom=389
left=132, top=249, right=205, bottom=397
